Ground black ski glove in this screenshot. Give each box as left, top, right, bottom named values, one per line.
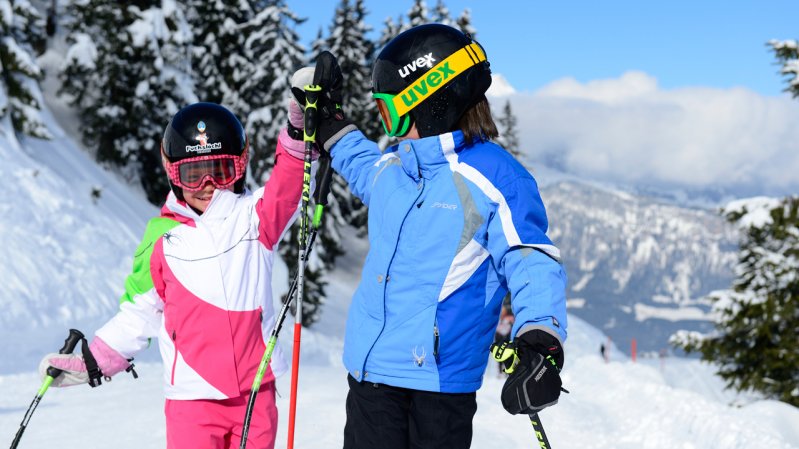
left=501, top=329, right=565, bottom=415
left=291, top=51, right=357, bottom=153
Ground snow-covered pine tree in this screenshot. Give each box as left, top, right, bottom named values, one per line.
left=60, top=0, right=193, bottom=204
left=0, top=0, right=50, bottom=139
left=184, top=0, right=251, bottom=108
left=380, top=1, right=477, bottom=48
left=60, top=1, right=136, bottom=166
left=131, top=3, right=197, bottom=203
left=431, top=0, right=455, bottom=27
left=240, top=1, right=305, bottom=184
left=406, top=0, right=429, bottom=29
left=311, top=0, right=375, bottom=235
left=185, top=0, right=305, bottom=184
left=496, top=100, right=521, bottom=158
left=456, top=8, right=477, bottom=38
left=671, top=197, right=799, bottom=407
left=376, top=14, right=403, bottom=50
left=769, top=39, right=799, bottom=97
left=324, top=0, right=377, bottom=140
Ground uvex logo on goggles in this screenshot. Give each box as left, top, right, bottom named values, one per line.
left=373, top=43, right=487, bottom=137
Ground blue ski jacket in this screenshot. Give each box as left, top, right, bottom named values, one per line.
left=331, top=129, right=567, bottom=393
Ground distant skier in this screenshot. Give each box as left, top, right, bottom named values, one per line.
left=37, top=100, right=315, bottom=448
left=291, top=23, right=568, bottom=449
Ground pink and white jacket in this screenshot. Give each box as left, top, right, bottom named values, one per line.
left=96, top=142, right=305, bottom=400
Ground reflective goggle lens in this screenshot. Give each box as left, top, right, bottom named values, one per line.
left=373, top=93, right=410, bottom=137
left=375, top=97, right=394, bottom=133
left=178, top=158, right=237, bottom=190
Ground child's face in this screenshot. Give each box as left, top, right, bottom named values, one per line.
left=183, top=182, right=232, bottom=213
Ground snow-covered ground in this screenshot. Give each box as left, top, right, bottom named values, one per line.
left=2, top=241, right=798, bottom=448
left=3, top=310, right=799, bottom=449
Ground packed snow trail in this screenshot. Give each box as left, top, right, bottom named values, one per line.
left=2, top=315, right=797, bottom=449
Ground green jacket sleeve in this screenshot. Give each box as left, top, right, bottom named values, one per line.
left=119, top=217, right=180, bottom=305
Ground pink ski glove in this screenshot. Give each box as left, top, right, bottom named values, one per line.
left=38, top=337, right=130, bottom=387
left=280, top=66, right=320, bottom=160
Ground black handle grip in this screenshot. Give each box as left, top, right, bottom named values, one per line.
left=46, top=329, right=84, bottom=378
left=314, top=156, right=333, bottom=207
left=303, top=86, right=322, bottom=142
left=305, top=88, right=320, bottom=109
left=304, top=106, right=319, bottom=142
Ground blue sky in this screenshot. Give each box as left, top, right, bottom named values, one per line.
left=287, top=1, right=799, bottom=198
left=289, top=1, right=799, bottom=97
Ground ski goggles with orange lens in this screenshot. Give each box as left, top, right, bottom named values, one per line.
left=372, top=42, right=487, bottom=137
left=166, top=154, right=247, bottom=191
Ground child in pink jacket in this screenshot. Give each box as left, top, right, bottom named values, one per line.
left=38, top=100, right=311, bottom=449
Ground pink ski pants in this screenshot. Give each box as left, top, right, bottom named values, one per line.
left=165, top=381, right=277, bottom=449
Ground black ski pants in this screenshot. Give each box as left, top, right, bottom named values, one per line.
left=343, top=374, right=478, bottom=449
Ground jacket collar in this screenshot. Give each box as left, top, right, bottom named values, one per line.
left=392, top=131, right=467, bottom=182
left=162, top=188, right=247, bottom=224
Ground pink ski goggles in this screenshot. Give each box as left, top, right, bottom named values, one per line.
left=165, top=154, right=248, bottom=191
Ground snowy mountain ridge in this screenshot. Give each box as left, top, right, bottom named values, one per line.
left=543, top=179, right=738, bottom=353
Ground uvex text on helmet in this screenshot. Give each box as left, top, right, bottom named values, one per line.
left=371, top=23, right=492, bottom=138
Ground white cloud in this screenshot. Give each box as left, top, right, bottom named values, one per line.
left=486, top=73, right=516, bottom=97
left=502, top=71, right=799, bottom=197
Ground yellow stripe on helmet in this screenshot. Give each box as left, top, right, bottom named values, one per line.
left=391, top=43, right=487, bottom=117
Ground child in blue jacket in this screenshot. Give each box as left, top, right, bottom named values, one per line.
left=293, top=23, right=568, bottom=449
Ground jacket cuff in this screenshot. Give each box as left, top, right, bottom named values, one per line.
left=90, top=337, right=131, bottom=377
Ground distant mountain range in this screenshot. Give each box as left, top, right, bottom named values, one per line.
left=541, top=179, right=739, bottom=354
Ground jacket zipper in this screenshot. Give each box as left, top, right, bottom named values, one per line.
left=170, top=330, right=178, bottom=385
left=433, top=320, right=440, bottom=363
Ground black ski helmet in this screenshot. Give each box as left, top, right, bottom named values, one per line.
left=372, top=23, right=492, bottom=138
left=161, top=102, right=249, bottom=198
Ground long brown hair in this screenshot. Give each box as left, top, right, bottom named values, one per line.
left=457, top=96, right=499, bottom=144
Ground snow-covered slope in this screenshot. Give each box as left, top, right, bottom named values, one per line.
left=0, top=114, right=157, bottom=372
left=2, top=311, right=798, bottom=448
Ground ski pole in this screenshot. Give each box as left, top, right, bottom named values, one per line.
left=10, top=329, right=84, bottom=449
left=529, top=413, right=551, bottom=449
left=287, top=83, right=322, bottom=449
left=239, top=96, right=329, bottom=449
left=238, top=157, right=332, bottom=449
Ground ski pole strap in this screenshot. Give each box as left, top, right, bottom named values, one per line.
left=491, top=341, right=520, bottom=374
left=490, top=342, right=570, bottom=394
left=80, top=337, right=104, bottom=388
left=126, top=361, right=139, bottom=379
